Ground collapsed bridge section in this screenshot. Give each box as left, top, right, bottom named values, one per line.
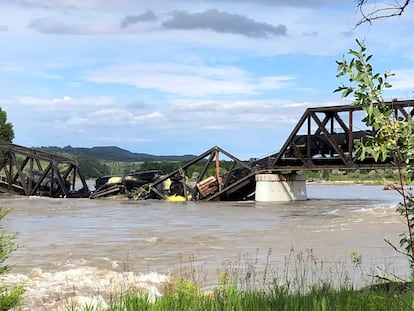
left=130, top=146, right=258, bottom=201
left=0, top=141, right=90, bottom=198
left=94, top=99, right=414, bottom=202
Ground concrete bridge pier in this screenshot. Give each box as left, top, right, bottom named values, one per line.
left=255, top=173, right=307, bottom=202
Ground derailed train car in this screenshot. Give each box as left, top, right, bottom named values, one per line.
left=130, top=147, right=257, bottom=202
left=286, top=130, right=369, bottom=158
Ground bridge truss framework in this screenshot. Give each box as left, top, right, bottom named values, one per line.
left=0, top=141, right=90, bottom=197
left=258, top=99, right=414, bottom=171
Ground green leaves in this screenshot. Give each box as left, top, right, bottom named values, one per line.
left=334, top=39, right=389, bottom=111
left=0, top=108, right=14, bottom=143
left=336, top=39, right=414, bottom=269
left=333, top=86, right=354, bottom=98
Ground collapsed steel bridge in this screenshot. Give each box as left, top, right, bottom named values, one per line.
left=1, top=99, right=413, bottom=200
left=126, top=146, right=258, bottom=202
left=0, top=141, right=90, bottom=197
left=124, top=99, right=414, bottom=201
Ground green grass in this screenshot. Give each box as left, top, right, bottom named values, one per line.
left=33, top=248, right=414, bottom=310
left=76, top=280, right=414, bottom=311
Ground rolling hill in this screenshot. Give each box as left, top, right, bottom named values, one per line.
left=38, top=145, right=196, bottom=162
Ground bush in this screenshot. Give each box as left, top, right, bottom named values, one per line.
left=0, top=208, right=24, bottom=310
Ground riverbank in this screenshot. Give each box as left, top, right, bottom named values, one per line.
left=306, top=179, right=375, bottom=185
left=86, top=280, right=413, bottom=311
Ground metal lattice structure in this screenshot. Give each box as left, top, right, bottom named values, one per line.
left=0, top=141, right=90, bottom=197
left=2, top=99, right=413, bottom=200
left=132, top=146, right=257, bottom=201
left=256, top=99, right=414, bottom=171
left=111, top=99, right=414, bottom=201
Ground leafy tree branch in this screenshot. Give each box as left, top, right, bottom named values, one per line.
left=335, top=39, right=414, bottom=268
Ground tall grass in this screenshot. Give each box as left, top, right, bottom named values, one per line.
left=60, top=248, right=413, bottom=311
left=102, top=282, right=414, bottom=311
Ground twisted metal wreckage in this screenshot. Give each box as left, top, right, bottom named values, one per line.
left=91, top=146, right=258, bottom=201
left=0, top=141, right=90, bottom=198
left=0, top=142, right=258, bottom=201
left=1, top=99, right=414, bottom=201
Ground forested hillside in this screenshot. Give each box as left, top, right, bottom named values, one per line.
left=38, top=145, right=196, bottom=162
left=34, top=145, right=197, bottom=179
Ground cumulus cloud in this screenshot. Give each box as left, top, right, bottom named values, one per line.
left=389, top=68, right=414, bottom=90
left=30, top=18, right=85, bottom=34
left=0, top=25, right=8, bottom=31
left=68, top=108, right=163, bottom=126
left=5, top=0, right=103, bottom=10
left=167, top=99, right=313, bottom=130
left=86, top=62, right=294, bottom=97
left=208, top=0, right=344, bottom=6
left=8, top=0, right=343, bottom=10
left=120, top=10, right=157, bottom=28
left=14, top=95, right=114, bottom=110
left=29, top=17, right=117, bottom=35
left=162, top=9, right=287, bottom=38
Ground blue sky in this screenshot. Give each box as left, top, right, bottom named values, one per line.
left=1, top=0, right=414, bottom=160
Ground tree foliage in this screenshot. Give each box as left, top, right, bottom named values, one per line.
left=0, top=208, right=24, bottom=310
left=76, top=156, right=111, bottom=179
left=335, top=39, right=414, bottom=267
left=0, top=108, right=14, bottom=143
left=335, top=39, right=395, bottom=162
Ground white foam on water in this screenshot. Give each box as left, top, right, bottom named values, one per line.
left=146, top=236, right=159, bottom=243
left=1, top=266, right=170, bottom=311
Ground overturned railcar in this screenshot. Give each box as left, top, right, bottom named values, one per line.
left=130, top=146, right=257, bottom=202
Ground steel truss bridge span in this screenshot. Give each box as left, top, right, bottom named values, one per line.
left=255, top=99, right=414, bottom=171
left=0, top=141, right=90, bottom=197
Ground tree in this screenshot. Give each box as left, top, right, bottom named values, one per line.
left=335, top=39, right=414, bottom=268
left=0, top=108, right=14, bottom=142
left=356, top=0, right=411, bottom=25
left=76, top=156, right=110, bottom=179
left=0, top=208, right=24, bottom=310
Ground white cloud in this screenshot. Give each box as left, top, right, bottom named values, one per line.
left=87, top=62, right=294, bottom=97
left=82, top=109, right=163, bottom=125
left=389, top=68, right=414, bottom=91
left=95, top=136, right=153, bottom=143
left=12, top=96, right=113, bottom=110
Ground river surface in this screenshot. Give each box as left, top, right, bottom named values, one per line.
left=0, top=184, right=410, bottom=310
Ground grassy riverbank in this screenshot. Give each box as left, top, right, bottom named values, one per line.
left=64, top=248, right=413, bottom=311
left=304, top=169, right=400, bottom=185
left=69, top=279, right=414, bottom=311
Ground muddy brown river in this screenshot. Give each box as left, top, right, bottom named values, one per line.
left=0, top=184, right=409, bottom=310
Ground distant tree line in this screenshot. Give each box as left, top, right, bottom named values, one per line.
left=76, top=156, right=238, bottom=180
left=304, top=168, right=398, bottom=183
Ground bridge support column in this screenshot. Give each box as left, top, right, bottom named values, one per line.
left=255, top=173, right=307, bottom=202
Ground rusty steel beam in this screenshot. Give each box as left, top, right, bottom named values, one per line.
left=261, top=99, right=414, bottom=171
left=0, top=141, right=90, bottom=198
left=132, top=146, right=255, bottom=201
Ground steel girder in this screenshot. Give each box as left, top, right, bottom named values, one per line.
left=259, top=99, right=414, bottom=171
left=0, top=141, right=90, bottom=197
